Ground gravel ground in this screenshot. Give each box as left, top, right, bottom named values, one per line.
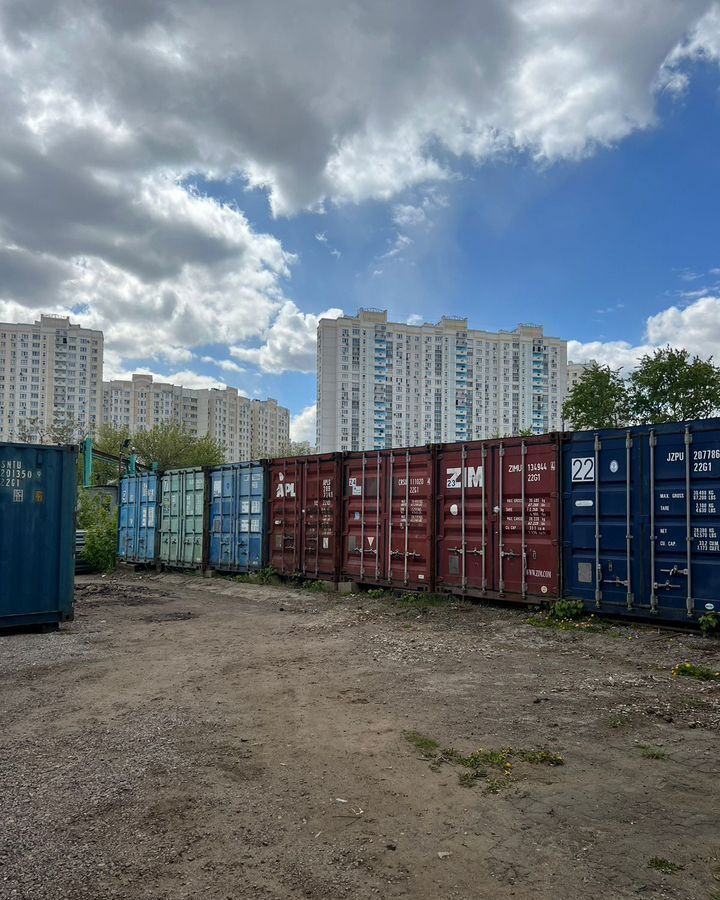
left=1, top=573, right=719, bottom=899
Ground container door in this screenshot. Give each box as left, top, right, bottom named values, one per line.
left=137, top=475, right=157, bottom=563
left=563, top=431, right=636, bottom=611
left=493, top=441, right=560, bottom=600
left=647, top=424, right=720, bottom=620
left=246, top=465, right=265, bottom=571
left=209, top=468, right=234, bottom=568
left=182, top=470, right=205, bottom=567
left=302, top=456, right=340, bottom=579
left=118, top=477, right=133, bottom=559
left=386, top=449, right=434, bottom=589
left=159, top=474, right=180, bottom=564
left=269, top=460, right=300, bottom=575
left=342, top=453, right=385, bottom=584
left=436, top=444, right=488, bottom=592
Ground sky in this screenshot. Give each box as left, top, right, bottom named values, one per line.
left=1, top=2, right=720, bottom=444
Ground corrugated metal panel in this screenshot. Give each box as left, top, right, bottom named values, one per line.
left=436, top=435, right=562, bottom=601
left=118, top=474, right=158, bottom=563
left=0, top=443, right=77, bottom=628
left=341, top=447, right=435, bottom=590
left=208, top=462, right=266, bottom=572
left=562, top=418, right=720, bottom=622
left=267, top=454, right=342, bottom=580
left=158, top=467, right=207, bottom=569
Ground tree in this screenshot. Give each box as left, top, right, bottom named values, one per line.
left=131, top=423, right=225, bottom=471
left=286, top=440, right=314, bottom=456
left=562, top=363, right=630, bottom=430
left=629, top=346, right=720, bottom=424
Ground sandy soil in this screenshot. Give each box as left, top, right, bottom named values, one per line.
left=1, top=573, right=719, bottom=900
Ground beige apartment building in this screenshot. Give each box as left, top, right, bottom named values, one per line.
left=0, top=315, right=104, bottom=441
left=317, top=309, right=567, bottom=453
left=102, top=374, right=289, bottom=460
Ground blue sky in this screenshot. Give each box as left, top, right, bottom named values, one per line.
left=1, top=1, right=720, bottom=442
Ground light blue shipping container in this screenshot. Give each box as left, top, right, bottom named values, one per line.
left=563, top=418, right=720, bottom=623
left=118, top=473, right=159, bottom=564
left=0, top=443, right=77, bottom=629
left=208, top=462, right=266, bottom=572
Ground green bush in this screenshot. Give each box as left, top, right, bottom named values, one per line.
left=549, top=599, right=585, bottom=621
left=699, top=612, right=718, bottom=637
left=78, top=491, right=117, bottom=573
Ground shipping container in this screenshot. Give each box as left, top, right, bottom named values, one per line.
left=341, top=447, right=435, bottom=590
left=158, top=467, right=208, bottom=569
left=208, top=462, right=267, bottom=572
left=0, top=443, right=77, bottom=629
left=118, top=473, right=159, bottom=564
left=436, top=435, right=562, bottom=601
left=268, top=454, right=342, bottom=580
left=562, top=418, right=720, bottom=622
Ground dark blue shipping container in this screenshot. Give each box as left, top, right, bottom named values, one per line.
left=562, top=418, right=720, bottom=623
left=0, top=443, right=77, bottom=629
left=208, top=462, right=266, bottom=572
left=118, top=473, right=159, bottom=564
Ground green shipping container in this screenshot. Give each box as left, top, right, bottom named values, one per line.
left=159, top=468, right=207, bottom=568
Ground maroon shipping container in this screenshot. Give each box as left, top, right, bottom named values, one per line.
left=436, top=435, right=562, bottom=602
left=268, top=454, right=343, bottom=580
left=341, top=447, right=435, bottom=590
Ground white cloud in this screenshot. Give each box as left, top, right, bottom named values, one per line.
left=290, top=404, right=316, bottom=443
left=569, top=295, right=720, bottom=370
left=392, top=204, right=427, bottom=228
left=315, top=232, right=327, bottom=243
left=105, top=367, right=228, bottom=390
left=407, top=314, right=425, bottom=326
left=230, top=301, right=343, bottom=374
left=201, top=356, right=246, bottom=374
left=378, top=233, right=414, bottom=260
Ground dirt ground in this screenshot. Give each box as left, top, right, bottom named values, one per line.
left=1, top=574, right=719, bottom=900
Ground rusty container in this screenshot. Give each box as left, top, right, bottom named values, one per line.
left=435, top=435, right=562, bottom=602
left=267, top=454, right=343, bottom=580
left=341, top=446, right=435, bottom=590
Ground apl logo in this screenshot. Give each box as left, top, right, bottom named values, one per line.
left=446, top=466, right=483, bottom=489
left=276, top=471, right=296, bottom=498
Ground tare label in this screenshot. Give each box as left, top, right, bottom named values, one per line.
left=446, top=466, right=483, bottom=489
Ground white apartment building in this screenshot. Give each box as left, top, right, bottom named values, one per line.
left=103, top=374, right=289, bottom=461
left=317, top=309, right=567, bottom=453
left=0, top=315, right=103, bottom=441
left=567, top=361, right=594, bottom=390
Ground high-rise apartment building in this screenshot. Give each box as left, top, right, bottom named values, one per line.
left=317, top=309, right=567, bottom=453
left=567, top=361, right=593, bottom=390
left=0, top=315, right=104, bottom=441
left=103, top=374, right=289, bottom=460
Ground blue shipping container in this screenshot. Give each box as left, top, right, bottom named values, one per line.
left=0, top=443, right=77, bottom=629
left=562, top=418, right=720, bottom=623
left=208, top=462, right=266, bottom=572
left=118, top=473, right=159, bottom=563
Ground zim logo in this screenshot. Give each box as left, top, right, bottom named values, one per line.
left=446, top=466, right=483, bottom=489
left=276, top=472, right=296, bottom=498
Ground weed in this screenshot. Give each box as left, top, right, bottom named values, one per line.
left=458, top=770, right=484, bottom=787
left=255, top=566, right=277, bottom=585
left=638, top=744, right=669, bottom=760
left=396, top=592, right=453, bottom=609
left=699, top=612, right=719, bottom=637
left=485, top=779, right=508, bottom=794
left=234, top=573, right=252, bottom=583
left=366, top=588, right=387, bottom=599
left=303, top=580, right=327, bottom=592
left=515, top=749, right=565, bottom=766
left=648, top=857, right=684, bottom=875
left=672, top=662, right=720, bottom=682
left=549, top=599, right=585, bottom=621
left=527, top=614, right=605, bottom=633
left=609, top=715, right=630, bottom=729
left=403, top=731, right=439, bottom=757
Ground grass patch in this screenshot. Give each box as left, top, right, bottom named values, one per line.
left=303, top=580, right=327, bottom=592
left=549, top=599, right=585, bottom=621
left=406, top=734, right=564, bottom=791
left=396, top=592, right=455, bottom=609
left=527, top=614, right=607, bottom=633
left=672, top=662, right=720, bottom=681
left=403, top=731, right=440, bottom=757
left=638, top=744, right=669, bottom=760
left=609, top=715, right=630, bottom=729
left=648, top=857, right=684, bottom=875
left=366, top=588, right=388, bottom=599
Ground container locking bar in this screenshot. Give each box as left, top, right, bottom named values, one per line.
left=684, top=427, right=693, bottom=618
left=625, top=431, right=633, bottom=610
left=649, top=430, right=658, bottom=612
left=594, top=434, right=601, bottom=608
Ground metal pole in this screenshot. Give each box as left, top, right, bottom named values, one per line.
left=521, top=440, right=527, bottom=599
left=461, top=444, right=466, bottom=591
left=481, top=444, right=487, bottom=593
left=375, top=453, right=381, bottom=580
left=387, top=452, right=394, bottom=582
left=404, top=450, right=410, bottom=586
left=360, top=454, right=366, bottom=578
left=498, top=443, right=504, bottom=594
